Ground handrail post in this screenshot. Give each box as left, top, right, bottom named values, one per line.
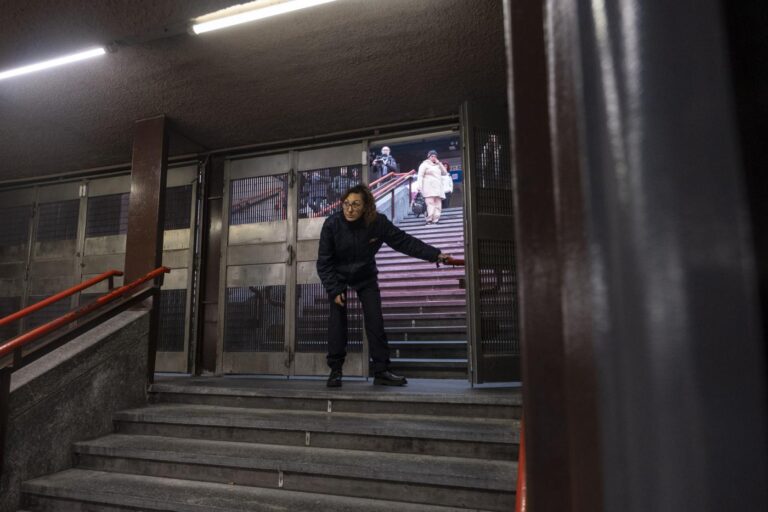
left=146, top=285, right=161, bottom=386
left=516, top=419, right=527, bottom=512
left=0, top=365, right=11, bottom=478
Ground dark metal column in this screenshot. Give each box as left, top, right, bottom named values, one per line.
left=196, top=156, right=224, bottom=374
left=503, top=0, right=602, bottom=509
left=124, top=115, right=168, bottom=382
left=572, top=0, right=768, bottom=509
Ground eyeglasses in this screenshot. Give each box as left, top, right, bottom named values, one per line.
left=342, top=201, right=363, bottom=210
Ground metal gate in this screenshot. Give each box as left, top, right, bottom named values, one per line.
left=0, top=188, right=36, bottom=343
left=26, top=183, right=84, bottom=335
left=293, top=145, right=365, bottom=376
left=219, top=144, right=366, bottom=376
left=462, top=101, right=520, bottom=383
left=156, top=166, right=197, bottom=372
left=0, top=166, right=197, bottom=371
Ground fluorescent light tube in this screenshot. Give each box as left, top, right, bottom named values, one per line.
left=192, top=0, right=337, bottom=35
left=0, top=47, right=106, bottom=81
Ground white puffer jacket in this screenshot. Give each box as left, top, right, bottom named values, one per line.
left=416, top=160, right=448, bottom=199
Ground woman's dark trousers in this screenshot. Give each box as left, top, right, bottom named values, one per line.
left=327, top=280, right=391, bottom=373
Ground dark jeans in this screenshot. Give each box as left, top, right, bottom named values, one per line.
left=442, top=192, right=452, bottom=209
left=327, top=280, right=391, bottom=373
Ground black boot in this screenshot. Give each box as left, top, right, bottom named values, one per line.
left=374, top=370, right=407, bottom=386
left=327, top=369, right=343, bottom=388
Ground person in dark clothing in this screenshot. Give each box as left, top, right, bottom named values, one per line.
left=371, top=146, right=399, bottom=178
left=317, top=184, right=449, bottom=387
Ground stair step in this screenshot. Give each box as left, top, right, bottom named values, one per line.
left=378, top=278, right=464, bottom=289
left=23, top=469, right=478, bottom=512
left=376, top=261, right=465, bottom=271
left=149, top=378, right=521, bottom=419
left=390, top=359, right=470, bottom=379
left=113, top=404, right=517, bottom=460
left=377, top=244, right=464, bottom=258
left=378, top=269, right=465, bottom=281
left=390, top=340, right=468, bottom=359
left=72, top=435, right=515, bottom=510
left=380, top=289, right=465, bottom=299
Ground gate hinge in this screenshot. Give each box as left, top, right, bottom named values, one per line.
left=285, top=244, right=295, bottom=266
left=288, top=168, right=296, bottom=188
left=284, top=345, right=295, bottom=368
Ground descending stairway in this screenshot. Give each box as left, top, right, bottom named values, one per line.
left=379, top=207, right=468, bottom=378
left=18, top=377, right=520, bottom=511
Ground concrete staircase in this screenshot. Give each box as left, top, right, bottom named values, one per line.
left=18, top=377, right=519, bottom=511
left=379, top=207, right=468, bottom=378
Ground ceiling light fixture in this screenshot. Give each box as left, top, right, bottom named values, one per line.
left=192, top=0, right=338, bottom=35
left=0, top=47, right=106, bottom=82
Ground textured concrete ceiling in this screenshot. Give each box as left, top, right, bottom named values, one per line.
left=0, top=0, right=507, bottom=181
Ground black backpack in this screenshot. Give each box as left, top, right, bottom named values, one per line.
left=411, top=193, right=426, bottom=216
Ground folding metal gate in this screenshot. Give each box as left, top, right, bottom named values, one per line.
left=0, top=166, right=197, bottom=371
left=462, top=101, right=521, bottom=383
left=219, top=144, right=366, bottom=376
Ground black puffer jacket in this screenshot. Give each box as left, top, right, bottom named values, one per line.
left=317, top=212, right=441, bottom=297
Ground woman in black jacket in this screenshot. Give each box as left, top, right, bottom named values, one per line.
left=317, top=184, right=449, bottom=387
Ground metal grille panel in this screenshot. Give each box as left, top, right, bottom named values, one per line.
left=230, top=176, right=288, bottom=225
left=299, top=165, right=361, bottom=219
left=165, top=185, right=193, bottom=230
left=477, top=239, right=519, bottom=354
left=36, top=200, right=80, bottom=242
left=0, top=206, right=32, bottom=247
left=157, top=289, right=187, bottom=352
left=86, top=193, right=129, bottom=237
left=0, top=296, right=21, bottom=341
left=25, top=295, right=72, bottom=330
left=295, top=284, right=363, bottom=353
left=474, top=128, right=514, bottom=216
left=224, top=285, right=285, bottom=352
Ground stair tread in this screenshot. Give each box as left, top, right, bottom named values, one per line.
left=150, top=378, right=521, bottom=406
left=389, top=340, right=467, bottom=345
left=393, top=358, right=469, bottom=364
left=74, top=434, right=516, bottom=491
left=23, top=469, right=479, bottom=512
left=115, top=404, right=517, bottom=444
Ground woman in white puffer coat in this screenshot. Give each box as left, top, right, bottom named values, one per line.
left=416, top=150, right=448, bottom=224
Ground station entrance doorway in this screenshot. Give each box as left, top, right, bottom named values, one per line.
left=216, top=107, right=519, bottom=383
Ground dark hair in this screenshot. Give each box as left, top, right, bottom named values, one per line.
left=427, top=150, right=438, bottom=157
left=342, top=184, right=378, bottom=225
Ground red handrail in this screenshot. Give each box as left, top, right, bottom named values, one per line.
left=443, top=256, right=464, bottom=266
left=0, top=270, right=123, bottom=327
left=0, top=266, right=170, bottom=360
left=515, top=419, right=527, bottom=512
left=314, top=171, right=416, bottom=218
left=373, top=170, right=416, bottom=199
